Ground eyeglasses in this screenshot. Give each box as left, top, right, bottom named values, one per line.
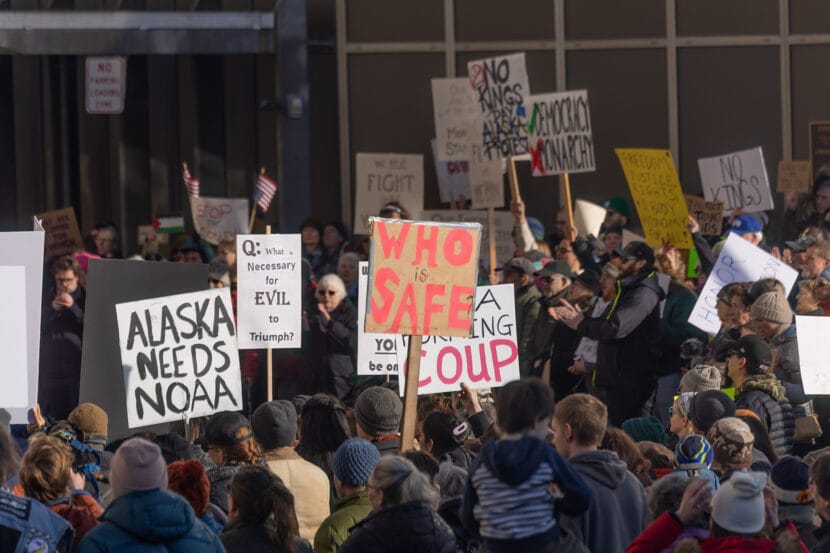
left=317, top=289, right=336, bottom=296
left=668, top=407, right=674, bottom=415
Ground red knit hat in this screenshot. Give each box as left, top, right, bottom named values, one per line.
left=167, top=460, right=210, bottom=516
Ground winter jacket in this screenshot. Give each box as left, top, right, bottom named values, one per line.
left=39, top=286, right=86, bottom=420
left=659, top=281, right=708, bottom=377
left=735, top=374, right=795, bottom=456
left=48, top=492, right=102, bottom=550
left=559, top=449, right=647, bottom=553
left=220, top=519, right=312, bottom=553
left=625, top=511, right=808, bottom=553
left=263, top=449, right=331, bottom=545
left=76, top=489, right=225, bottom=553
left=437, top=497, right=478, bottom=553
left=515, top=283, right=542, bottom=377
left=205, top=463, right=241, bottom=515
left=338, top=500, right=456, bottom=553
left=549, top=301, right=591, bottom=400
left=0, top=489, right=74, bottom=553
left=431, top=444, right=474, bottom=471
left=461, top=436, right=591, bottom=553
left=770, top=325, right=808, bottom=404
left=578, top=271, right=665, bottom=389
left=309, top=298, right=357, bottom=400
left=313, top=490, right=371, bottom=553
left=529, top=289, right=569, bottom=369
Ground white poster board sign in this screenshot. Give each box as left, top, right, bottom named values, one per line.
left=796, top=316, right=830, bottom=395
left=688, top=233, right=798, bottom=335
left=353, top=153, right=424, bottom=235
left=469, top=160, right=505, bottom=209
left=189, top=197, right=249, bottom=246
left=0, top=232, right=44, bottom=421
left=431, top=139, right=471, bottom=204
left=698, top=146, right=774, bottom=215
left=431, top=77, right=479, bottom=162
left=357, top=262, right=398, bottom=375
left=396, top=284, right=519, bottom=395
left=236, top=234, right=302, bottom=349
left=527, top=90, right=595, bottom=176
left=0, top=267, right=28, bottom=407
left=623, top=229, right=646, bottom=246
left=115, top=288, right=242, bottom=428
left=419, top=209, right=515, bottom=266
left=467, top=53, right=530, bottom=161
left=574, top=199, right=605, bottom=238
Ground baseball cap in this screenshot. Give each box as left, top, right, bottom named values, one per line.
left=730, top=215, right=763, bottom=236
left=621, top=241, right=655, bottom=264
left=726, top=334, right=772, bottom=372
left=201, top=411, right=253, bottom=447
left=534, top=260, right=573, bottom=279
left=574, top=269, right=602, bottom=295
left=784, top=235, right=816, bottom=253
left=604, top=197, right=629, bottom=218
left=499, top=257, right=535, bottom=275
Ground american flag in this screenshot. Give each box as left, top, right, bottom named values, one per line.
left=255, top=172, right=278, bottom=212
left=182, top=164, right=200, bottom=198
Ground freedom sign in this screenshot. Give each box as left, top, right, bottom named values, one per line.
left=236, top=234, right=302, bottom=349
left=366, top=218, right=481, bottom=337
left=527, top=90, right=595, bottom=177
left=357, top=262, right=398, bottom=375
left=396, top=284, right=519, bottom=395
left=116, top=288, right=242, bottom=428
left=688, top=233, right=798, bottom=336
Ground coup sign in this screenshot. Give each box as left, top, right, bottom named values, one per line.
left=366, top=218, right=481, bottom=337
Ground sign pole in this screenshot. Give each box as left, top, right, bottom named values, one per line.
left=266, top=224, right=274, bottom=402
left=399, top=336, right=423, bottom=452
left=563, top=172, right=575, bottom=234
left=488, top=207, right=497, bottom=282
left=508, top=157, right=521, bottom=202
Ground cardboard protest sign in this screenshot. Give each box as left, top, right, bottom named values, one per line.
left=419, top=209, right=514, bottom=266
left=80, top=260, right=207, bottom=437
left=0, top=232, right=44, bottom=422
left=37, top=207, right=84, bottom=258
left=469, top=160, right=505, bottom=209
left=190, top=197, right=249, bottom=245
left=467, top=53, right=530, bottom=161
left=396, top=284, right=519, bottom=395
left=684, top=195, right=724, bottom=236
left=688, top=233, right=798, bottom=335
left=574, top=199, right=605, bottom=238
left=698, top=147, right=774, bottom=215
left=236, top=234, right=302, bottom=349
left=616, top=149, right=693, bottom=249
left=795, top=315, right=830, bottom=395
left=810, top=121, right=830, bottom=180
left=115, top=288, right=242, bottom=428
left=354, top=153, right=424, bottom=236
left=527, top=90, right=595, bottom=177
left=357, top=262, right=398, bottom=375
left=431, top=77, right=479, bottom=162
left=777, top=160, right=812, bottom=194
left=366, top=218, right=481, bottom=336
left=0, top=267, right=28, bottom=407
left=431, top=139, right=471, bottom=204
left=622, top=229, right=646, bottom=246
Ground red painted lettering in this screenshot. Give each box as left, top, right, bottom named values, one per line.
left=443, top=229, right=474, bottom=266
left=376, top=221, right=409, bottom=260
left=468, top=343, right=491, bottom=382
left=390, top=283, right=419, bottom=334
left=448, top=286, right=474, bottom=330
left=489, top=339, right=518, bottom=381
left=369, top=268, right=398, bottom=326
left=437, top=347, right=462, bottom=384
left=412, top=224, right=439, bottom=267
left=422, top=284, right=445, bottom=333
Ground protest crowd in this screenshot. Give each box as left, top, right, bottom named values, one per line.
left=11, top=56, right=830, bottom=553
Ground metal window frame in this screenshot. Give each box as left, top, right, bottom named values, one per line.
left=337, top=0, right=808, bottom=226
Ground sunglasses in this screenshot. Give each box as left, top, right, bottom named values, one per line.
left=317, top=289, right=336, bottom=296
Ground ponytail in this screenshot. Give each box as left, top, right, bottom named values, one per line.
left=229, top=465, right=298, bottom=553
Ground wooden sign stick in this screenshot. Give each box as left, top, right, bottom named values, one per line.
left=399, top=336, right=423, bottom=452
left=508, top=157, right=522, bottom=203
left=563, top=173, right=576, bottom=235
left=488, top=207, right=497, bottom=283
left=266, top=223, right=274, bottom=402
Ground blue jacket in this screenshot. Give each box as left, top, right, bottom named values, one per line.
left=77, top=489, right=225, bottom=553
left=0, top=489, right=74, bottom=553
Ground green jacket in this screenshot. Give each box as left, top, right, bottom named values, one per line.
left=313, top=490, right=372, bottom=553
left=516, top=282, right=542, bottom=377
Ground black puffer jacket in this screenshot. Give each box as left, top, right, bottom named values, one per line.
left=735, top=374, right=794, bottom=456
left=338, top=501, right=456, bottom=553
left=309, top=298, right=357, bottom=400
left=578, top=271, right=665, bottom=388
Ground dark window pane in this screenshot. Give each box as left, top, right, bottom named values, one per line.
left=565, top=0, right=665, bottom=39
left=791, top=45, right=830, bottom=160
left=676, top=0, right=778, bottom=36
left=455, top=0, right=555, bottom=42
left=791, top=0, right=830, bottom=36
left=347, top=0, right=444, bottom=42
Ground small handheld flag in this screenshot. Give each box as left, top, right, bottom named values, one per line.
left=183, top=163, right=200, bottom=198
left=255, top=171, right=278, bottom=212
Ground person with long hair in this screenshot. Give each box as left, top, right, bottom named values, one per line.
left=601, top=427, right=652, bottom=488
left=202, top=412, right=262, bottom=515
left=296, top=394, right=351, bottom=482
left=221, top=465, right=312, bottom=553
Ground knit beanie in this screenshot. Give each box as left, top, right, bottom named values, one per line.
left=68, top=403, right=108, bottom=437
left=710, top=471, right=768, bottom=534
left=707, top=417, right=755, bottom=468
left=252, top=400, right=297, bottom=450
left=678, top=365, right=722, bottom=393
left=526, top=217, right=545, bottom=241
left=621, top=416, right=665, bottom=445
left=675, top=434, right=713, bottom=470
left=355, top=387, right=402, bottom=438
left=167, top=460, right=211, bottom=516
left=771, top=456, right=813, bottom=505
left=331, top=438, right=381, bottom=487
left=750, top=291, right=793, bottom=325
left=110, top=438, right=168, bottom=499
left=687, top=390, right=735, bottom=433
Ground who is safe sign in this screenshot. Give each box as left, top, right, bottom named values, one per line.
left=236, top=234, right=302, bottom=349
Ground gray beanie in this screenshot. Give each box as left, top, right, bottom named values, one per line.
left=711, top=471, right=767, bottom=534
left=354, top=387, right=402, bottom=437
left=678, top=365, right=722, bottom=393
left=751, top=291, right=793, bottom=325
left=110, top=438, right=168, bottom=499
left=252, top=400, right=298, bottom=450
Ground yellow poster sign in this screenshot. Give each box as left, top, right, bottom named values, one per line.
left=615, top=149, right=693, bottom=249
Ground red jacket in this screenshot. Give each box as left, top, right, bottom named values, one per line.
left=50, top=492, right=102, bottom=550
left=626, top=512, right=808, bottom=553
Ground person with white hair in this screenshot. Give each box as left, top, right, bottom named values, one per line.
left=303, top=273, right=357, bottom=400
